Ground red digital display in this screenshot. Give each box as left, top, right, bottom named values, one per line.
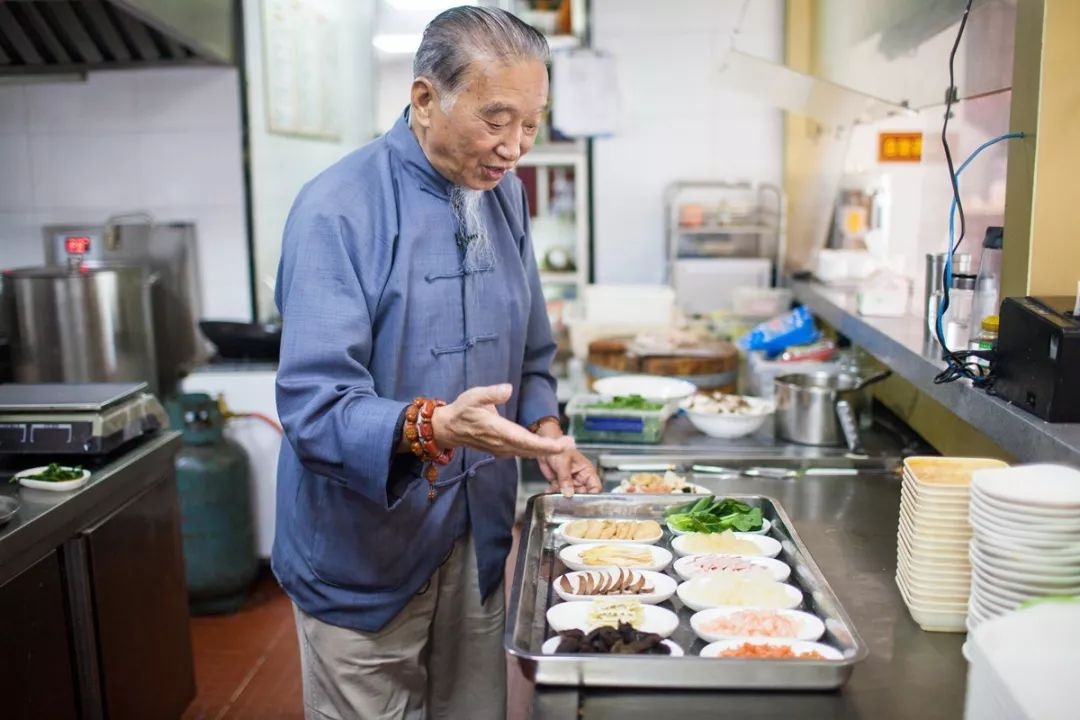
left=65, top=236, right=92, bottom=255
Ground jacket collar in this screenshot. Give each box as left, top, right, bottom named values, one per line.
left=387, top=107, right=454, bottom=199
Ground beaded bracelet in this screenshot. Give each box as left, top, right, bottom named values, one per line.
left=408, top=397, right=455, bottom=501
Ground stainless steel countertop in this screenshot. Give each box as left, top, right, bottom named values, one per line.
left=529, top=467, right=968, bottom=719
left=792, top=279, right=1080, bottom=466
left=0, top=431, right=183, bottom=585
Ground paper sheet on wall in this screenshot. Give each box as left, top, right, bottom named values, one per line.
left=551, top=50, right=620, bottom=138
left=262, top=0, right=342, bottom=141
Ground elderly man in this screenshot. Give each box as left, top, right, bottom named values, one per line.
left=272, top=6, right=600, bottom=720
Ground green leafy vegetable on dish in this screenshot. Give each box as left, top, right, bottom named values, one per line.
left=664, top=495, right=764, bottom=533
left=585, top=394, right=664, bottom=411
left=22, top=463, right=85, bottom=482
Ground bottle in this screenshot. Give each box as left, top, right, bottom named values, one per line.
left=969, top=226, right=1004, bottom=343
left=944, top=273, right=976, bottom=352
left=969, top=315, right=999, bottom=369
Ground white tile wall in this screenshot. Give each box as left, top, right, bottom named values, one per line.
left=591, top=0, right=785, bottom=284
left=0, top=85, right=28, bottom=132
left=0, top=68, right=251, bottom=321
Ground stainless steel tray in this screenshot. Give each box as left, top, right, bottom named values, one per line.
left=505, top=490, right=869, bottom=689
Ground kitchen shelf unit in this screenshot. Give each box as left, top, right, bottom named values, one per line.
left=664, top=180, right=786, bottom=315
left=516, top=141, right=589, bottom=303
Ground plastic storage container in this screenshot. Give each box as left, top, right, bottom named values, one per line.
left=565, top=394, right=673, bottom=444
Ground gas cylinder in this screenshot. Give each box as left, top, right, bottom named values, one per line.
left=168, top=393, right=257, bottom=614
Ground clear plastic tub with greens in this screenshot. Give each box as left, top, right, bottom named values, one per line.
left=565, top=394, right=674, bottom=444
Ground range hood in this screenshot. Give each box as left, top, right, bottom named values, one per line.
left=0, top=0, right=234, bottom=76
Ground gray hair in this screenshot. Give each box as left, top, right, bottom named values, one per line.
left=414, top=6, right=549, bottom=108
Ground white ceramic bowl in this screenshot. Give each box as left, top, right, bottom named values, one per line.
left=667, top=517, right=772, bottom=537
left=699, top=638, right=843, bottom=660
left=546, top=600, right=680, bottom=638
left=541, top=635, right=684, bottom=656
left=673, top=553, right=791, bottom=583
left=15, top=466, right=91, bottom=492
left=592, top=374, right=697, bottom=403
left=552, top=569, right=678, bottom=604
left=671, top=532, right=782, bottom=559
left=690, top=607, right=825, bottom=643
left=559, top=543, right=673, bottom=573
left=680, top=394, right=775, bottom=439
left=557, top=518, right=664, bottom=545
left=676, top=576, right=802, bottom=612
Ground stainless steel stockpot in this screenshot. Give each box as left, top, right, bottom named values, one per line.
left=774, top=372, right=861, bottom=447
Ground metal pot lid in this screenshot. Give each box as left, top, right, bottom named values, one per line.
left=4, top=263, right=147, bottom=279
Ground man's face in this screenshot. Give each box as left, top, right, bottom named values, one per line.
left=413, top=59, right=548, bottom=191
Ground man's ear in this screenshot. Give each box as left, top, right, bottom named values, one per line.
left=411, top=78, right=438, bottom=128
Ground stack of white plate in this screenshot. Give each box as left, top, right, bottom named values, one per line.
left=896, top=456, right=1008, bottom=632
left=967, top=464, right=1080, bottom=630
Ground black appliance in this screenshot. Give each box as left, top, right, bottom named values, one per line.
left=994, top=296, right=1080, bottom=423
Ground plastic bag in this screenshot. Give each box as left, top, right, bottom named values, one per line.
left=737, top=305, right=820, bottom=357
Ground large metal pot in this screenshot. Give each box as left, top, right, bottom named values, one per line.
left=4, top=264, right=158, bottom=392
left=774, top=372, right=863, bottom=447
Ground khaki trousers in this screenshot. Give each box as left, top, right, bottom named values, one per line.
left=293, top=534, right=507, bottom=720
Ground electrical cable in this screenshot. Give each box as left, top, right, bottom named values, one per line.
left=932, top=0, right=1025, bottom=386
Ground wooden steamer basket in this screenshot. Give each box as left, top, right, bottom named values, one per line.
left=586, top=336, right=739, bottom=393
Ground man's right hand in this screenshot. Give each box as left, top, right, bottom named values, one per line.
left=432, top=384, right=574, bottom=459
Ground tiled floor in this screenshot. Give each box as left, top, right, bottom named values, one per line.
left=182, top=530, right=534, bottom=720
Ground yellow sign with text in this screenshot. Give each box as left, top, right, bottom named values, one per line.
left=878, top=132, right=923, bottom=163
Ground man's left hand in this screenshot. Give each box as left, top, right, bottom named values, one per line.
left=536, top=446, right=602, bottom=497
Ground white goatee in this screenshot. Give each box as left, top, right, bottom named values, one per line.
left=450, top=185, right=495, bottom=272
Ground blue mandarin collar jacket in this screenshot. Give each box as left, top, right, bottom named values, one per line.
left=271, top=109, right=558, bottom=631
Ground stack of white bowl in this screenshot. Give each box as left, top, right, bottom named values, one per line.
left=895, top=457, right=1008, bottom=632
left=967, top=464, right=1080, bottom=630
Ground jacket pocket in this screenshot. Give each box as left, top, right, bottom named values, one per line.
left=303, top=467, right=468, bottom=592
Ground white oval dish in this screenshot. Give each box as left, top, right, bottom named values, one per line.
left=15, top=466, right=90, bottom=492
left=552, top=569, right=678, bottom=604
left=592, top=374, right=697, bottom=403
left=676, top=576, right=802, bottom=612
left=546, top=601, right=680, bottom=638
left=557, top=518, right=664, bottom=545
left=690, top=607, right=825, bottom=643
left=699, top=638, right=843, bottom=660
left=541, top=635, right=684, bottom=656
left=673, top=553, right=791, bottom=583
left=671, top=532, right=782, bottom=559
left=559, top=542, right=674, bottom=573
left=611, top=480, right=712, bottom=495
left=668, top=517, right=772, bottom=537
